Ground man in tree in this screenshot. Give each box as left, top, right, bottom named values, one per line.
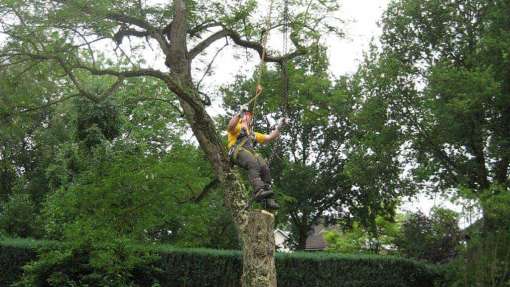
left=227, top=86, right=287, bottom=210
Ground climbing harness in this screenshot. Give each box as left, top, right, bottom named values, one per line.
left=228, top=126, right=257, bottom=162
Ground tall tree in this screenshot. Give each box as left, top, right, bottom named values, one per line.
left=224, top=62, right=354, bottom=250
left=223, top=56, right=410, bottom=250
left=0, top=1, right=342, bottom=285
left=358, top=0, right=509, bottom=226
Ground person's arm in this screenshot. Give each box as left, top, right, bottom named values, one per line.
left=258, top=118, right=288, bottom=144
left=228, top=114, right=240, bottom=132
left=263, top=128, right=281, bottom=143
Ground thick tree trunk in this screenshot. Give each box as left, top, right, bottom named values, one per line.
left=295, top=224, right=309, bottom=251
left=165, top=1, right=278, bottom=285
left=224, top=170, right=277, bottom=287
left=241, top=210, right=277, bottom=286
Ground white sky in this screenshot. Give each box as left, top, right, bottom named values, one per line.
left=196, top=0, right=394, bottom=110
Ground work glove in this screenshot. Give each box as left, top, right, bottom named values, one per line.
left=276, top=117, right=289, bottom=130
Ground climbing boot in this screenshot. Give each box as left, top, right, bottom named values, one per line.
left=263, top=198, right=279, bottom=210
left=253, top=188, right=274, bottom=201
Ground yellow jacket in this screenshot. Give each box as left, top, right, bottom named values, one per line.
left=227, top=120, right=266, bottom=149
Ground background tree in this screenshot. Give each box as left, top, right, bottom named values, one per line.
left=372, top=0, right=510, bottom=203
left=223, top=53, right=411, bottom=251
left=352, top=1, right=509, bottom=282
left=395, top=207, right=461, bottom=263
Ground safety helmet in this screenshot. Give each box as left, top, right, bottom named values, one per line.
left=239, top=105, right=252, bottom=118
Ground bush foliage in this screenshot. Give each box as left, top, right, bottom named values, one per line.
left=0, top=238, right=443, bottom=287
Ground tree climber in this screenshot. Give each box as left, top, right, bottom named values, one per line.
left=227, top=85, right=288, bottom=210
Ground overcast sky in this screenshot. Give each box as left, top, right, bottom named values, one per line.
left=196, top=0, right=393, bottom=106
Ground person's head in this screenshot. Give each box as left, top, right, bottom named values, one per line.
left=241, top=110, right=253, bottom=125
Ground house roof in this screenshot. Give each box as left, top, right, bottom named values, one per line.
left=274, top=229, right=290, bottom=238
left=305, top=225, right=328, bottom=251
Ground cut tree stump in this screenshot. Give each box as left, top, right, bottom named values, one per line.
left=241, top=209, right=277, bottom=287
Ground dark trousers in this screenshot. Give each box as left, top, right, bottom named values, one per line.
left=234, top=148, right=271, bottom=193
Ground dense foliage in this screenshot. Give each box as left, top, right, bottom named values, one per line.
left=0, top=238, right=443, bottom=287
left=0, top=0, right=509, bottom=285
left=395, top=208, right=461, bottom=263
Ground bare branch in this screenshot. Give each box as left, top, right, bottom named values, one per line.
left=189, top=29, right=227, bottom=59
left=196, top=41, right=228, bottom=89
left=224, top=28, right=307, bottom=63
left=187, top=27, right=306, bottom=63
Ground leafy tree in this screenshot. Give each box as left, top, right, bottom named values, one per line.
left=222, top=57, right=410, bottom=251
left=446, top=186, right=510, bottom=287
left=0, top=1, right=343, bottom=284
left=372, top=0, right=510, bottom=201
left=395, top=207, right=461, bottom=263
left=0, top=191, right=41, bottom=238
left=324, top=215, right=401, bottom=254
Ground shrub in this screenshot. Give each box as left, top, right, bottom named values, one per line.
left=0, top=192, right=41, bottom=238
left=0, top=238, right=443, bottom=287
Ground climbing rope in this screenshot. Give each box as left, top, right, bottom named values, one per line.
left=244, top=0, right=275, bottom=116
left=281, top=0, right=290, bottom=117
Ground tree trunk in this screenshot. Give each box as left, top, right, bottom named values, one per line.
left=224, top=170, right=277, bottom=287
left=241, top=210, right=277, bottom=286
left=165, top=1, right=278, bottom=285
left=165, top=0, right=276, bottom=287
left=295, top=223, right=309, bottom=251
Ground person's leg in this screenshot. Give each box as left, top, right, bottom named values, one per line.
left=257, top=156, right=272, bottom=187
left=235, top=149, right=272, bottom=199
left=255, top=155, right=279, bottom=210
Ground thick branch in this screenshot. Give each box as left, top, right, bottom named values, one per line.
left=57, top=58, right=100, bottom=102
left=224, top=28, right=306, bottom=63
left=193, top=178, right=220, bottom=203
left=189, top=21, right=221, bottom=37
left=113, top=28, right=150, bottom=44
left=189, top=29, right=227, bottom=59
left=106, top=12, right=154, bottom=31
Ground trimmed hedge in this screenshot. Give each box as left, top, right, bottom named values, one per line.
left=0, top=238, right=54, bottom=286
left=0, top=238, right=443, bottom=287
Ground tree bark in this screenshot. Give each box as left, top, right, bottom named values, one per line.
left=241, top=210, right=277, bottom=286
left=224, top=170, right=277, bottom=287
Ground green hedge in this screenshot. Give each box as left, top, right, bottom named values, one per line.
left=0, top=238, right=52, bottom=286
left=0, top=238, right=443, bottom=287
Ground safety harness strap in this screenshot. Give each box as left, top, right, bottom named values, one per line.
left=229, top=133, right=261, bottom=161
